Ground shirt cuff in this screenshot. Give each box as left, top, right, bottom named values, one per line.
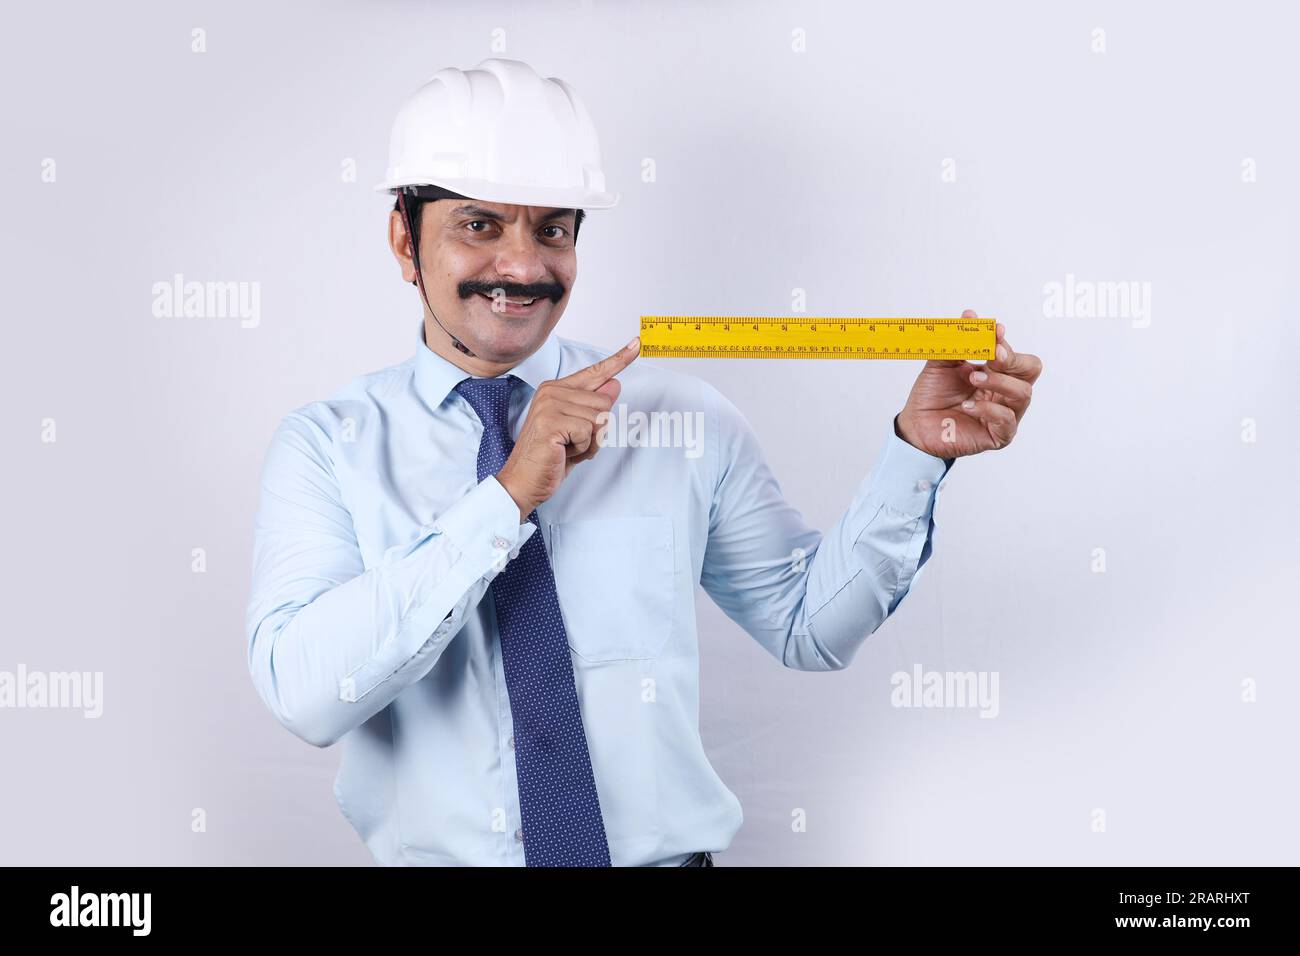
left=867, top=417, right=955, bottom=517
left=433, top=475, right=535, bottom=567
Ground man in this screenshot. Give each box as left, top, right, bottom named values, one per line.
left=245, top=58, right=1042, bottom=867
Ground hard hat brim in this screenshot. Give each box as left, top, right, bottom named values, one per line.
left=374, top=176, right=618, bottom=210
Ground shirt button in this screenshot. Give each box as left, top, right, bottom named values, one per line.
left=916, top=479, right=932, bottom=492
left=493, top=536, right=509, bottom=550
left=514, top=827, right=524, bottom=842
left=507, top=734, right=515, bottom=750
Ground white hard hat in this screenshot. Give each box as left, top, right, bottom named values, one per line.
left=374, top=58, right=618, bottom=209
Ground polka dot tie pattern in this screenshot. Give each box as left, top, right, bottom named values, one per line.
left=453, top=375, right=613, bottom=867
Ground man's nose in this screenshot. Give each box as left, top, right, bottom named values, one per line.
left=492, top=230, right=552, bottom=284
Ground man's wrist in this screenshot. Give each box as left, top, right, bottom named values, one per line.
left=895, top=411, right=955, bottom=466
left=495, top=468, right=535, bottom=523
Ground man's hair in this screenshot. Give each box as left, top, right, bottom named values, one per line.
left=395, top=197, right=585, bottom=252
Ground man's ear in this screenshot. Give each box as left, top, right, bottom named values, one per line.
left=388, top=208, right=417, bottom=284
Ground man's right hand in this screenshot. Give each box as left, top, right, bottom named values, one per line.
left=496, top=337, right=641, bottom=522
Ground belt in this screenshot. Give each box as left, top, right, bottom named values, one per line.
left=678, top=851, right=715, bottom=867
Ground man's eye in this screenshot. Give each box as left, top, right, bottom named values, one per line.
left=541, top=225, right=568, bottom=240
left=466, top=221, right=491, bottom=233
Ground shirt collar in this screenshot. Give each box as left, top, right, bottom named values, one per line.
left=412, top=318, right=563, bottom=409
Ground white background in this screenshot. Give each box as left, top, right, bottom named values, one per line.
left=2, top=0, right=1296, bottom=865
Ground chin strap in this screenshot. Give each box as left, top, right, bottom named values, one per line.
left=398, top=189, right=476, bottom=357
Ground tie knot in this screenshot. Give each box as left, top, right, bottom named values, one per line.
left=454, top=375, right=517, bottom=434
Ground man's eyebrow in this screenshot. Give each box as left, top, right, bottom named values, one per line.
left=448, top=204, right=576, bottom=224
left=536, top=208, right=578, bottom=223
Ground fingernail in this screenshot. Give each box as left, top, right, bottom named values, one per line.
left=971, top=371, right=987, bottom=383
left=627, top=336, right=640, bottom=351
left=962, top=400, right=975, bottom=409
left=996, top=345, right=1008, bottom=361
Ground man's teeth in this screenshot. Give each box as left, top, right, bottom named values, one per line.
left=482, top=294, right=537, bottom=305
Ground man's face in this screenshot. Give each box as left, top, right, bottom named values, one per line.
left=393, top=199, right=578, bottom=364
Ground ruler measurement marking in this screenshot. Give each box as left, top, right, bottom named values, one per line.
left=638, top=316, right=996, bottom=360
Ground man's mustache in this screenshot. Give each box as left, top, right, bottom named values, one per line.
left=459, top=279, right=565, bottom=302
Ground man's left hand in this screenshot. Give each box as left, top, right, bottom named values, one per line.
left=895, top=309, right=1042, bottom=459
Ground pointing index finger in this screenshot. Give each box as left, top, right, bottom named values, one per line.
left=559, top=336, right=641, bottom=390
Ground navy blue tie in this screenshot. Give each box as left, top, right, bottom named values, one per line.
left=453, top=374, right=613, bottom=867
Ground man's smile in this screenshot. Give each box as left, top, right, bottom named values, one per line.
left=472, top=290, right=550, bottom=316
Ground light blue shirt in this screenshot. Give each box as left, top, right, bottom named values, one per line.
left=246, top=319, right=955, bottom=866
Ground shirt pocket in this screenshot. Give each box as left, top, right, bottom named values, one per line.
left=548, top=515, right=675, bottom=663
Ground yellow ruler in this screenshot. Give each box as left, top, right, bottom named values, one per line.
left=639, top=316, right=996, bottom=360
